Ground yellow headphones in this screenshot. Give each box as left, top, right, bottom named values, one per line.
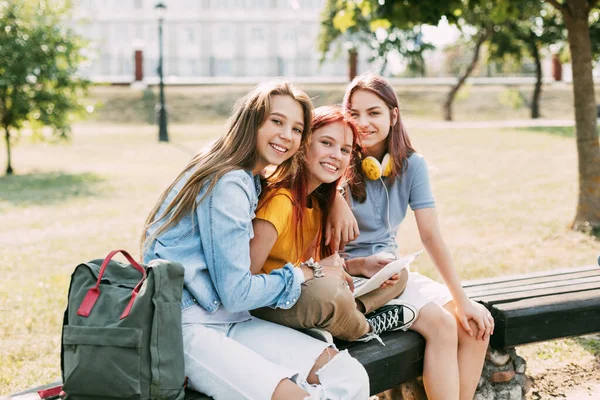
left=361, top=154, right=392, bottom=180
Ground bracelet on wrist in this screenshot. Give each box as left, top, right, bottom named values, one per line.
left=301, top=258, right=325, bottom=278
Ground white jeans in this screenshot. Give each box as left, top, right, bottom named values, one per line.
left=182, top=316, right=370, bottom=400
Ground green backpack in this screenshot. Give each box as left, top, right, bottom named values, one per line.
left=60, top=250, right=186, bottom=400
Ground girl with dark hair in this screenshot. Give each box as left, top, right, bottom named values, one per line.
left=142, top=82, right=369, bottom=400
left=335, top=73, right=494, bottom=400
left=249, top=105, right=417, bottom=344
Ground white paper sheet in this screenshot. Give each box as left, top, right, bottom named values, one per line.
left=352, top=250, right=423, bottom=298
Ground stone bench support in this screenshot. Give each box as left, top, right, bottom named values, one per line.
left=377, top=345, right=532, bottom=400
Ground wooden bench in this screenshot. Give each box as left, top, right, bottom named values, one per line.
left=331, top=264, right=599, bottom=397
left=464, top=264, right=600, bottom=349
left=7, top=264, right=599, bottom=399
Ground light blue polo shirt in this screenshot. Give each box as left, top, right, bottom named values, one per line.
left=344, top=153, right=435, bottom=258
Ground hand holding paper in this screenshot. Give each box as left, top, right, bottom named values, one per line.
left=352, top=250, right=423, bottom=298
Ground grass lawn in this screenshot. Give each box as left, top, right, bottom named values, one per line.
left=85, top=83, right=600, bottom=124
left=0, top=122, right=598, bottom=395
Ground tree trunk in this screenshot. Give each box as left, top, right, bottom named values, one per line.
left=530, top=35, right=542, bottom=119
left=4, top=126, right=12, bottom=175
left=562, top=0, right=600, bottom=233
left=379, top=57, right=388, bottom=76
left=348, top=48, right=358, bottom=82
left=443, top=29, right=489, bottom=121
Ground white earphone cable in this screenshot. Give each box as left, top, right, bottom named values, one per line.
left=378, top=176, right=393, bottom=239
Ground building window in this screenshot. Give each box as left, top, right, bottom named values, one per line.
left=219, top=26, right=233, bottom=42
left=250, top=27, right=264, bottom=41
left=283, top=29, right=296, bottom=42
left=215, top=59, right=233, bottom=76
left=134, top=23, right=143, bottom=40
left=186, top=27, right=195, bottom=43
left=247, top=0, right=267, bottom=7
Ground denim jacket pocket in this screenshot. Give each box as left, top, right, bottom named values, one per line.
left=156, top=224, right=195, bottom=247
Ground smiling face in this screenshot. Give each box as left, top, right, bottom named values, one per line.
left=254, top=95, right=305, bottom=174
left=304, top=121, right=353, bottom=193
left=348, top=89, right=398, bottom=158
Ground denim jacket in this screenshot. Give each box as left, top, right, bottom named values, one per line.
left=143, top=169, right=303, bottom=313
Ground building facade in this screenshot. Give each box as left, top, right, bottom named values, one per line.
left=73, top=0, right=371, bottom=83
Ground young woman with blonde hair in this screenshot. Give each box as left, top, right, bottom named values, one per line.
left=142, top=82, right=369, bottom=400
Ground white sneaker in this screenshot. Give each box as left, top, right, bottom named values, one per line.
left=355, top=330, right=385, bottom=346
left=300, top=327, right=334, bottom=344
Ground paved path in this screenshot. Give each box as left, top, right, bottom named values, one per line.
left=407, top=118, right=583, bottom=130
left=563, top=382, right=600, bottom=399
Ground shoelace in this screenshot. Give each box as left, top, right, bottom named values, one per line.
left=361, top=331, right=385, bottom=346
left=368, top=307, right=401, bottom=336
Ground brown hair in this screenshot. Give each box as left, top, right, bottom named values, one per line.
left=141, top=81, right=313, bottom=255
left=343, top=73, right=415, bottom=203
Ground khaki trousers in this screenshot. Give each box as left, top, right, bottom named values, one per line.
left=251, top=268, right=408, bottom=342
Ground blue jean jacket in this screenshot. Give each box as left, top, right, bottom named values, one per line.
left=143, top=169, right=303, bottom=313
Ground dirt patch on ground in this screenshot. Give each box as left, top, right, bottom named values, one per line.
left=528, top=361, right=600, bottom=399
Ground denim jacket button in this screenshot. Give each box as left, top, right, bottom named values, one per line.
left=213, top=300, right=218, bottom=304
left=292, top=298, right=296, bottom=302
left=285, top=301, right=290, bottom=305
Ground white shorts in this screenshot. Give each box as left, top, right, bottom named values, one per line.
left=396, top=267, right=453, bottom=311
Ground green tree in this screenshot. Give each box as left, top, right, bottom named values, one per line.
left=441, top=23, right=493, bottom=121
left=542, top=0, right=600, bottom=233
left=488, top=3, right=566, bottom=118
left=372, top=27, right=435, bottom=76
left=317, top=0, right=504, bottom=120
left=440, top=1, right=524, bottom=120
left=318, top=0, right=443, bottom=80
left=0, top=0, right=90, bottom=175
left=320, top=0, right=600, bottom=234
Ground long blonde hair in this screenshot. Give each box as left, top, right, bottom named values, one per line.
left=141, top=81, right=313, bottom=255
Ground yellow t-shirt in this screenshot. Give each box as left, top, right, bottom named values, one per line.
left=256, top=188, right=321, bottom=274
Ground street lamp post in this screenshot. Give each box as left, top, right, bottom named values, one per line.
left=155, top=2, right=168, bottom=142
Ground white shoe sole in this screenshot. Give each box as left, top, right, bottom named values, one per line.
left=383, top=300, right=419, bottom=331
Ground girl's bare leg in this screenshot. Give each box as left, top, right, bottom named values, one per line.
left=409, top=302, right=460, bottom=400
left=272, top=379, right=309, bottom=400
left=271, top=348, right=338, bottom=399
left=443, top=302, right=489, bottom=400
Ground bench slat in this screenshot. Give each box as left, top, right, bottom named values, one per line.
left=4, top=380, right=212, bottom=400
left=466, top=275, right=600, bottom=298
left=493, top=288, right=600, bottom=312
left=463, top=265, right=598, bottom=288
left=473, top=282, right=600, bottom=305
left=464, top=270, right=599, bottom=295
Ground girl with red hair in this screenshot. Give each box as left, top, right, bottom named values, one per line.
left=250, top=105, right=417, bottom=343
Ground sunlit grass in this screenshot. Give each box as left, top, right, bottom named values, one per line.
left=0, top=122, right=598, bottom=394
left=85, top=84, right=600, bottom=124
left=517, top=125, right=600, bottom=138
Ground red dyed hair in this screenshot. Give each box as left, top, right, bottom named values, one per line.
left=343, top=73, right=416, bottom=203
left=259, top=105, right=360, bottom=260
